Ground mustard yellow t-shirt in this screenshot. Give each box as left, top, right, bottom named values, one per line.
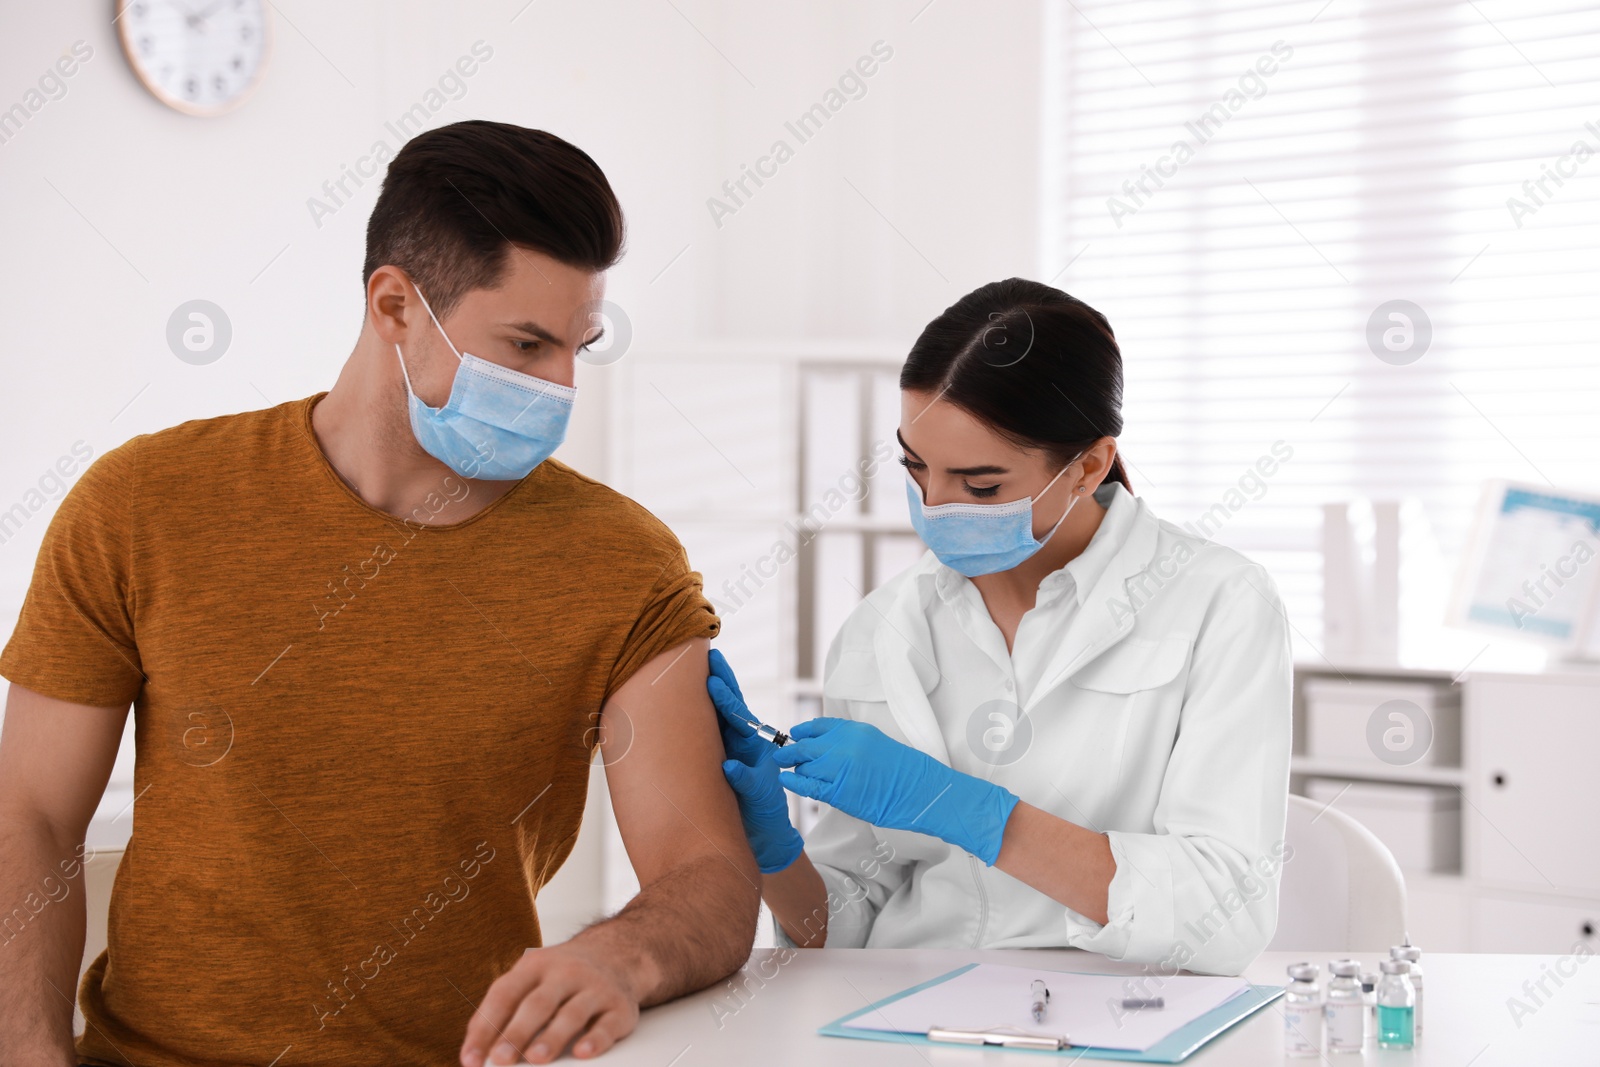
left=0, top=395, right=719, bottom=1067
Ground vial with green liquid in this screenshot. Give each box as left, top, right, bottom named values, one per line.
left=1377, top=958, right=1415, bottom=1049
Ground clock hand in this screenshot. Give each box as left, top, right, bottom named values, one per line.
left=174, top=0, right=225, bottom=32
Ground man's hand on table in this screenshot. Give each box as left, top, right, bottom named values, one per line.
left=460, top=938, right=644, bottom=1065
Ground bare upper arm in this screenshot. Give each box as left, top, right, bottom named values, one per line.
left=0, top=684, right=127, bottom=847
left=598, top=638, right=758, bottom=888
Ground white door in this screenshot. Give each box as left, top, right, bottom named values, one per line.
left=1466, top=675, right=1600, bottom=894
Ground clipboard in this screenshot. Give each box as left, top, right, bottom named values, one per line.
left=818, top=963, right=1284, bottom=1063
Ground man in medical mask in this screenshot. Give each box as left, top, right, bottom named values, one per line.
left=0, top=122, right=759, bottom=1067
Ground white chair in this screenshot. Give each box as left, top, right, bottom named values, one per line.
left=1270, top=794, right=1408, bottom=953
left=76, top=847, right=122, bottom=1034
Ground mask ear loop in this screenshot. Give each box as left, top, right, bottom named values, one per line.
left=1033, top=451, right=1088, bottom=548
left=393, top=281, right=464, bottom=398
left=410, top=283, right=466, bottom=362
left=1034, top=460, right=1076, bottom=502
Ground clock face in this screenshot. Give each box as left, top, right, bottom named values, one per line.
left=116, top=0, right=270, bottom=116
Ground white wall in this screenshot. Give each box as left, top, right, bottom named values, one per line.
left=0, top=0, right=1041, bottom=620
left=0, top=0, right=1043, bottom=933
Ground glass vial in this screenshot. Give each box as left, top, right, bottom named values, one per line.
left=1324, top=960, right=1364, bottom=1053
left=1360, top=970, right=1378, bottom=1042
left=1392, top=942, right=1424, bottom=1040
left=1284, top=962, right=1323, bottom=1058
left=1377, top=958, right=1415, bottom=1050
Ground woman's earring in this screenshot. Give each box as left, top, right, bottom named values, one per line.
left=1075, top=485, right=1088, bottom=494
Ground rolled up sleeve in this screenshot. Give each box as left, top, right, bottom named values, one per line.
left=1067, top=563, right=1293, bottom=976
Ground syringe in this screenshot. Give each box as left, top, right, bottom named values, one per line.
left=750, top=720, right=791, bottom=747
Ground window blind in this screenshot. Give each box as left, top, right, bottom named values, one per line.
left=1042, top=0, right=1600, bottom=664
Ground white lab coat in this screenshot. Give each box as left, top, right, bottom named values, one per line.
left=788, top=481, right=1293, bottom=976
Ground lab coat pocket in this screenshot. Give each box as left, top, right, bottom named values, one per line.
left=1068, top=633, right=1191, bottom=695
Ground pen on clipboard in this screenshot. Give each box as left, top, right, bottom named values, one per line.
left=926, top=1027, right=1070, bottom=1051
left=920, top=979, right=1067, bottom=1051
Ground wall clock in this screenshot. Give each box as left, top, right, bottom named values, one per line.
left=115, top=0, right=270, bottom=116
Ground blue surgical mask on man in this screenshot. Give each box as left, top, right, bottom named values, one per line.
left=905, top=457, right=1084, bottom=578
left=394, top=283, right=575, bottom=480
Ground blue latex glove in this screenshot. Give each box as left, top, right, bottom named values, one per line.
left=708, top=649, right=772, bottom=767
left=769, top=718, right=1020, bottom=866
left=708, top=649, right=805, bottom=874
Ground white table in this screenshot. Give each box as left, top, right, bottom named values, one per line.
left=587, top=947, right=1597, bottom=1065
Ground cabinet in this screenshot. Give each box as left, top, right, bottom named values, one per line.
left=1293, top=664, right=1600, bottom=953
left=1471, top=893, right=1600, bottom=955
left=1466, top=674, right=1600, bottom=895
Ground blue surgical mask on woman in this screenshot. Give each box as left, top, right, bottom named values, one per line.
left=905, top=457, right=1084, bottom=578
left=394, top=284, right=575, bottom=480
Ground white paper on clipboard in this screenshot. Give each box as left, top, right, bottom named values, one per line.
left=841, top=963, right=1251, bottom=1053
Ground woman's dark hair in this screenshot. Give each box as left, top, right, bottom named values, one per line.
left=900, top=277, right=1131, bottom=491
left=363, top=121, right=625, bottom=317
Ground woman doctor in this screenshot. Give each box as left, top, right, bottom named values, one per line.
left=709, top=278, right=1294, bottom=976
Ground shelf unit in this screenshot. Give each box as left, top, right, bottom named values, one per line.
left=1289, top=756, right=1465, bottom=788
left=1292, top=662, right=1600, bottom=954
left=1290, top=663, right=1467, bottom=793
